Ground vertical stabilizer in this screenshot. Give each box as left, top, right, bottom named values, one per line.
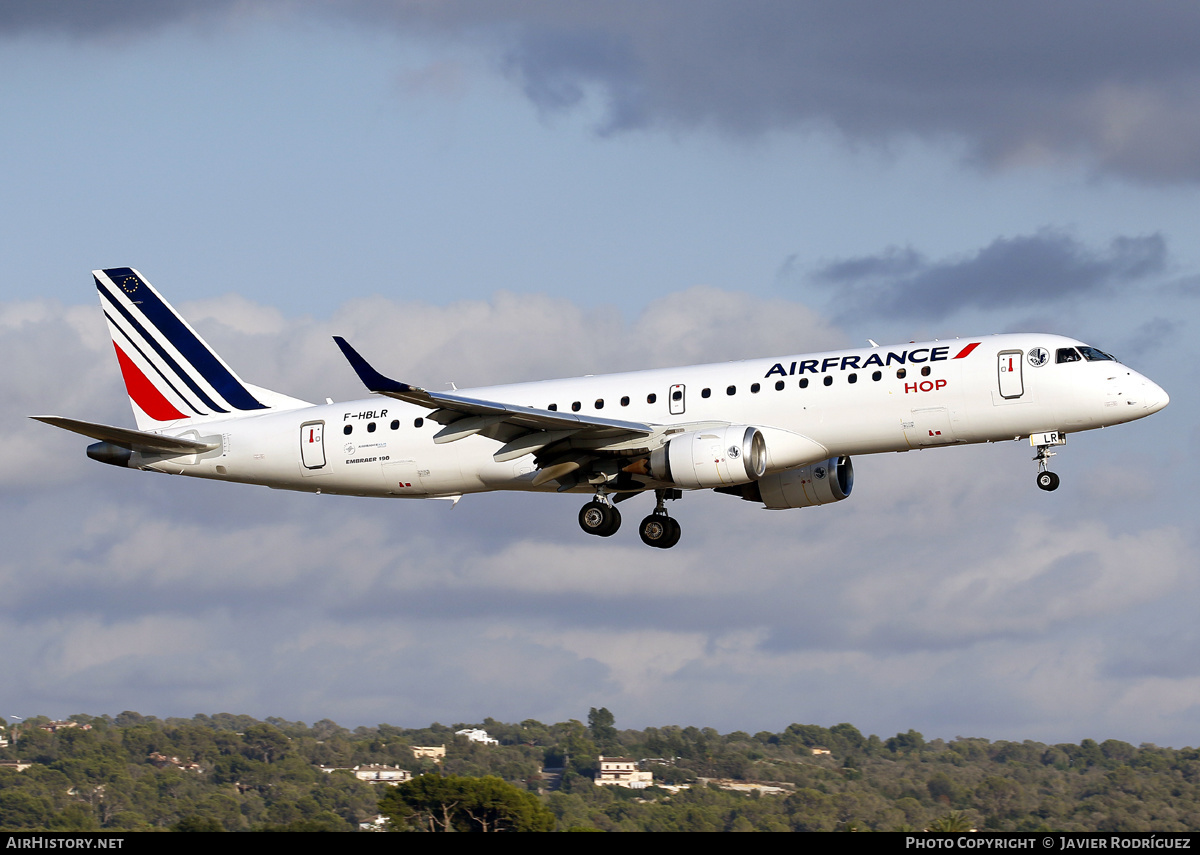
left=94, top=267, right=309, bottom=430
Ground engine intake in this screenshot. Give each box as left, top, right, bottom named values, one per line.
left=717, top=455, right=854, bottom=509
left=648, top=425, right=766, bottom=489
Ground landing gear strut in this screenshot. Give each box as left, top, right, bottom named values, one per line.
left=578, top=496, right=621, bottom=537
left=1031, top=431, right=1066, bottom=492
left=638, top=490, right=682, bottom=549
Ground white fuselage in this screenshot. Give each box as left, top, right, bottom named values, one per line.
left=131, top=333, right=1168, bottom=499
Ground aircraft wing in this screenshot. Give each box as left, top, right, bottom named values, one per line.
left=333, top=337, right=655, bottom=462
left=31, top=416, right=220, bottom=454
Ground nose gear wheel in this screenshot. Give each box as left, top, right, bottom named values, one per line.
left=1036, top=470, right=1060, bottom=491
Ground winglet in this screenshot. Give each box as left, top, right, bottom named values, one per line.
left=332, top=337, right=419, bottom=396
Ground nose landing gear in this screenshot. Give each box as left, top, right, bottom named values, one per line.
left=1031, top=431, right=1066, bottom=492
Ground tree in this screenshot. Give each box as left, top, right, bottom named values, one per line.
left=886, top=730, right=926, bottom=755
left=588, top=708, right=618, bottom=750
left=379, top=775, right=554, bottom=832
left=927, top=811, right=975, bottom=832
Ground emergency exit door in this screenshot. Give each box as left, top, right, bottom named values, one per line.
left=300, top=421, right=326, bottom=469
left=997, top=351, right=1024, bottom=399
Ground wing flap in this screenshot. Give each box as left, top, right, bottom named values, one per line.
left=494, top=430, right=578, bottom=463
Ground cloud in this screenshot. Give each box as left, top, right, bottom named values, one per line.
left=0, top=0, right=240, bottom=38
left=10, top=3, right=1200, bottom=182
left=492, top=3, right=1200, bottom=182
left=179, top=284, right=845, bottom=403
left=807, top=230, right=1167, bottom=321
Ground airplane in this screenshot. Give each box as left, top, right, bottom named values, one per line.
left=33, top=268, right=1170, bottom=549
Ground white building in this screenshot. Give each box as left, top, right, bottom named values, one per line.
left=352, top=765, right=413, bottom=784
left=455, top=728, right=498, bottom=745
left=318, top=764, right=413, bottom=785
left=595, top=756, right=654, bottom=789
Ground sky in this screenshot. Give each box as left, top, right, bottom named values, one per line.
left=2, top=2, right=1199, bottom=747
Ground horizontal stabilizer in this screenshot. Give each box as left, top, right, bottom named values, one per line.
left=31, top=416, right=219, bottom=455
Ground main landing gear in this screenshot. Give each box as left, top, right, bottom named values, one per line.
left=578, top=489, right=682, bottom=548
left=578, top=498, right=621, bottom=537
left=1031, top=431, right=1067, bottom=492
left=639, top=491, right=681, bottom=549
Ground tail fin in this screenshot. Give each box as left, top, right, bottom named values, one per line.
left=95, top=267, right=310, bottom=430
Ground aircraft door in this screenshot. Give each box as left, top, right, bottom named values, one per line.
left=997, top=350, right=1024, bottom=399
left=300, top=421, right=326, bottom=469
left=669, top=384, right=686, bottom=415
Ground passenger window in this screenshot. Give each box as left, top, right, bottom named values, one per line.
left=390, top=420, right=399, bottom=430
left=726, top=385, right=736, bottom=396
left=571, top=401, right=581, bottom=412
left=799, top=378, right=809, bottom=389
left=414, top=418, right=423, bottom=428
left=872, top=371, right=881, bottom=381
left=775, top=380, right=785, bottom=391
left=897, top=368, right=907, bottom=379
left=921, top=366, right=931, bottom=376
left=647, top=393, right=657, bottom=404
left=823, top=376, right=833, bottom=386
left=1057, top=347, right=1082, bottom=364
left=848, top=374, right=857, bottom=384
left=548, top=403, right=558, bottom=411
left=620, top=396, right=629, bottom=406
left=595, top=399, right=604, bottom=409
left=701, top=388, right=711, bottom=398
left=343, top=425, right=353, bottom=435
left=751, top=383, right=760, bottom=393
left=367, top=422, right=376, bottom=433
left=671, top=390, right=682, bottom=401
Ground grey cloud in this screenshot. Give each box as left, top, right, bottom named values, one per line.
left=505, top=26, right=648, bottom=135
left=492, top=3, right=1200, bottom=181
left=1121, top=317, right=1181, bottom=358
left=11, top=2, right=1200, bottom=181
left=0, top=0, right=239, bottom=37
left=808, top=230, right=1167, bottom=321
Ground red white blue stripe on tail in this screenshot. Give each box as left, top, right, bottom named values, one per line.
left=95, top=268, right=306, bottom=430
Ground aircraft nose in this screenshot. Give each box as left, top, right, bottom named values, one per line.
left=1142, top=379, right=1170, bottom=413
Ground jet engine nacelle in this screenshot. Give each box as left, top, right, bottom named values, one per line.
left=649, top=425, right=767, bottom=489
left=758, top=455, right=854, bottom=509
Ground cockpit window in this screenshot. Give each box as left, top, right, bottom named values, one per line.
left=1056, top=347, right=1082, bottom=364
left=1078, top=345, right=1115, bottom=362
